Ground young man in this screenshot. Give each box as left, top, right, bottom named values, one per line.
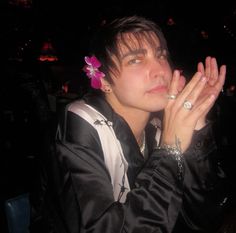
left=31, top=15, right=229, bottom=233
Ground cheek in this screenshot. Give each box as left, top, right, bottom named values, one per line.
left=114, top=74, right=141, bottom=91
left=112, top=78, right=142, bottom=102
left=114, top=82, right=140, bottom=99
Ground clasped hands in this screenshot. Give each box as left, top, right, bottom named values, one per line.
left=161, top=56, right=226, bottom=153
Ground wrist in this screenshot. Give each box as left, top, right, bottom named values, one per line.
left=159, top=143, right=182, bottom=156
left=158, top=139, right=184, bottom=180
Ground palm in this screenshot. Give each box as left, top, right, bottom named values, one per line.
left=197, top=57, right=225, bottom=99
left=195, top=56, right=226, bottom=128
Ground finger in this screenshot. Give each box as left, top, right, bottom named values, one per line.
left=193, top=65, right=226, bottom=122
left=188, top=94, right=216, bottom=123
left=180, top=75, right=207, bottom=112
left=214, top=65, right=226, bottom=95
left=219, top=65, right=226, bottom=84
left=177, top=71, right=203, bottom=102
left=205, top=56, right=211, bottom=79
left=168, top=70, right=180, bottom=97
left=197, top=62, right=205, bottom=75
left=208, top=57, right=219, bottom=86
left=177, top=75, right=186, bottom=92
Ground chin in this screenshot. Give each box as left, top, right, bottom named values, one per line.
left=146, top=104, right=166, bottom=112
left=147, top=98, right=167, bottom=112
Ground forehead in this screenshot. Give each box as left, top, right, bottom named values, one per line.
left=117, top=32, right=161, bottom=55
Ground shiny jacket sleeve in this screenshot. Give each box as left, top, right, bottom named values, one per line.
left=176, top=122, right=230, bottom=232
left=53, top=111, right=185, bottom=233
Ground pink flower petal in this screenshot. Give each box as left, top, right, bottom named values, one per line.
left=87, top=72, right=94, bottom=79
left=83, top=56, right=105, bottom=89
left=90, top=56, right=101, bottom=68
left=83, top=65, right=89, bottom=72
left=94, top=70, right=105, bottom=79
left=84, top=56, right=92, bottom=66
left=91, top=77, right=102, bottom=89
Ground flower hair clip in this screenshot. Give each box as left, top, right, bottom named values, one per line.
left=83, top=55, right=105, bottom=89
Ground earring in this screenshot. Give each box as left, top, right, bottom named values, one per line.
left=104, top=88, right=111, bottom=93
left=103, top=84, right=111, bottom=93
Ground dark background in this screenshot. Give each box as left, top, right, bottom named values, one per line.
left=3, top=0, right=236, bottom=69
left=1, top=0, right=236, bottom=232
left=2, top=0, right=236, bottom=82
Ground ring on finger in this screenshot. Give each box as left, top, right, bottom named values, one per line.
left=167, top=94, right=177, bottom=100
left=183, top=100, right=193, bottom=110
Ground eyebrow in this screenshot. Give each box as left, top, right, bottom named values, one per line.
left=120, top=46, right=164, bottom=60
left=156, top=46, right=163, bottom=52
left=121, top=48, right=147, bottom=59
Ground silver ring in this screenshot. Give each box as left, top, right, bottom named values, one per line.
left=183, top=100, right=193, bottom=110
left=167, top=94, right=177, bottom=100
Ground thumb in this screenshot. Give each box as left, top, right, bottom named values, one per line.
left=169, top=70, right=181, bottom=95
left=177, top=75, right=186, bottom=92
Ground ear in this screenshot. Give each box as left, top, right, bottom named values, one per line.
left=100, top=78, right=112, bottom=93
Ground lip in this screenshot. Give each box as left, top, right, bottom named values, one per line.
left=147, top=85, right=168, bottom=94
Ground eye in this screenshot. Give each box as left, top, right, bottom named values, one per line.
left=126, top=54, right=144, bottom=65
left=128, top=58, right=142, bottom=65
left=156, top=49, right=168, bottom=60
left=158, top=54, right=167, bottom=60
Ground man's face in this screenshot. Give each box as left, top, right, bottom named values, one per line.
left=106, top=33, right=173, bottom=115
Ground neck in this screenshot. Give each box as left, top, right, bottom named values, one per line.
left=106, top=95, right=150, bottom=143
left=124, top=113, right=148, bottom=145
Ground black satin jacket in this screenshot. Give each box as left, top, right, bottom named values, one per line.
left=30, top=94, right=230, bottom=233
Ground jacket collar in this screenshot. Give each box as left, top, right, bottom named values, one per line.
left=83, top=93, right=148, bottom=187
left=83, top=93, right=136, bottom=148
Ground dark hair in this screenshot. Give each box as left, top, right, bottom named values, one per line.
left=89, top=15, right=170, bottom=84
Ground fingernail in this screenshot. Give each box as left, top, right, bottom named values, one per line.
left=201, top=76, right=207, bottom=82
left=209, top=94, right=215, bottom=100
left=174, top=70, right=179, bottom=76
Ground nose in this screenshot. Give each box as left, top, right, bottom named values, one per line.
left=148, top=58, right=166, bottom=79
